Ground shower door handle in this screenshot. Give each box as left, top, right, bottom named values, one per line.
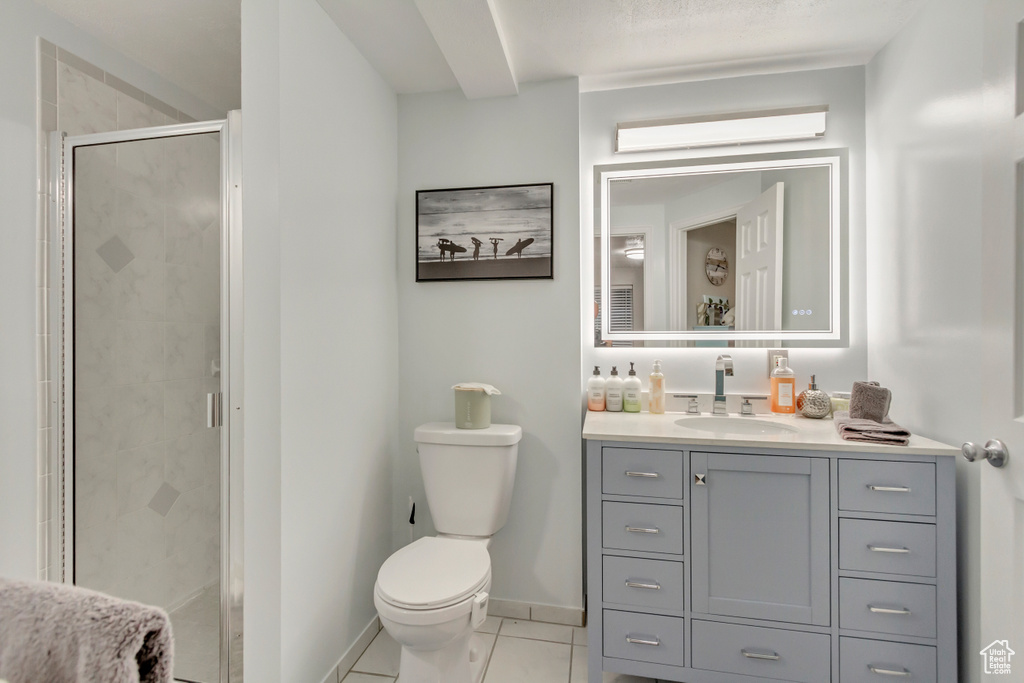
left=207, top=392, right=223, bottom=428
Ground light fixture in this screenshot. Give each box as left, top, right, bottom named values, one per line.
left=624, top=236, right=644, bottom=260
left=616, top=105, right=828, bottom=153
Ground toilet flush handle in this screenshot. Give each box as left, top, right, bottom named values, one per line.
left=471, top=592, right=489, bottom=629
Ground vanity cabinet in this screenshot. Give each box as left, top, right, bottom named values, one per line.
left=585, top=433, right=957, bottom=683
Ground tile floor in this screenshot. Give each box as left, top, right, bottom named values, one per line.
left=343, top=616, right=660, bottom=683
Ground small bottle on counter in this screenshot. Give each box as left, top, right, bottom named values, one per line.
left=649, top=360, right=665, bottom=414
left=770, top=357, right=796, bottom=414
left=623, top=363, right=642, bottom=413
left=587, top=366, right=606, bottom=412
left=797, top=374, right=832, bottom=418
left=606, top=366, right=624, bottom=412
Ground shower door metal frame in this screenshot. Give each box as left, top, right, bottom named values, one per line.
left=50, top=111, right=245, bottom=683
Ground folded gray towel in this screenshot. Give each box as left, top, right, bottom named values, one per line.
left=834, top=410, right=910, bottom=446
left=850, top=381, right=891, bottom=422
left=0, top=578, right=174, bottom=683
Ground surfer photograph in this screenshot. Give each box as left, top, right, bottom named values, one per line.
left=416, top=182, right=553, bottom=282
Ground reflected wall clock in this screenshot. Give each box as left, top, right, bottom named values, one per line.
left=705, top=247, right=728, bottom=285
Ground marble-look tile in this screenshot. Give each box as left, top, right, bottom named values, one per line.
left=499, top=619, right=573, bottom=644
left=163, top=378, right=205, bottom=439
left=74, top=461, right=116, bottom=530
left=148, top=482, right=180, bottom=517
left=74, top=519, right=118, bottom=593
left=169, top=584, right=220, bottom=683
left=118, top=257, right=165, bottom=321
left=116, top=91, right=165, bottom=131
left=164, top=484, right=218, bottom=558
left=115, top=382, right=164, bottom=450
left=167, top=534, right=219, bottom=607
left=165, top=204, right=204, bottom=268
left=74, top=320, right=116, bottom=390
left=164, top=322, right=205, bottom=381
left=165, top=263, right=207, bottom=323
left=166, top=428, right=219, bottom=493
left=205, top=324, right=221, bottom=379
left=116, top=441, right=165, bottom=515
left=95, top=235, right=135, bottom=274
left=117, top=138, right=165, bottom=200
left=115, top=319, right=164, bottom=385
left=482, top=635, right=570, bottom=683
left=167, top=134, right=220, bottom=221
left=118, top=555, right=172, bottom=608
left=58, top=63, right=116, bottom=135
left=75, top=387, right=116, bottom=468
left=477, top=615, right=502, bottom=634
left=116, top=188, right=165, bottom=262
left=352, top=629, right=401, bottom=677
left=74, top=234, right=120, bottom=325
left=116, top=506, right=165, bottom=580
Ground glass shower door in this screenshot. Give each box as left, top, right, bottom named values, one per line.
left=69, top=128, right=224, bottom=683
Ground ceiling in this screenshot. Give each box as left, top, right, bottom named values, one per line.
left=33, top=0, right=928, bottom=111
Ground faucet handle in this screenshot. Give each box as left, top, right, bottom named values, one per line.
left=673, top=394, right=701, bottom=414
left=741, top=399, right=753, bottom=415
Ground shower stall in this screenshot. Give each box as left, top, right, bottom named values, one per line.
left=51, top=113, right=243, bottom=683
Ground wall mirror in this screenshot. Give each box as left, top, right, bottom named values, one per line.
left=595, top=149, right=845, bottom=347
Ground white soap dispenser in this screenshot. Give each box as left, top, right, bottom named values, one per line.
left=587, top=366, right=606, bottom=412
left=623, top=362, right=642, bottom=413
left=606, top=366, right=624, bottom=412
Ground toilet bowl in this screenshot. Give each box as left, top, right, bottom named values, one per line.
left=374, top=423, right=521, bottom=683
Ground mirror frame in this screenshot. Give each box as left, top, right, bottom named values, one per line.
left=596, top=148, right=846, bottom=343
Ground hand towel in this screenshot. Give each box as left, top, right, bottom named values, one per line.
left=850, top=381, right=891, bottom=422
left=0, top=578, right=174, bottom=683
left=834, top=410, right=910, bottom=446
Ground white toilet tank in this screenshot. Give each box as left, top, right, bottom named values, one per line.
left=414, top=422, right=522, bottom=538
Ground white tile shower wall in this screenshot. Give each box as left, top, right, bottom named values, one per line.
left=37, top=43, right=218, bottom=606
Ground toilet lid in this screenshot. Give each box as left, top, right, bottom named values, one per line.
left=377, top=537, right=490, bottom=610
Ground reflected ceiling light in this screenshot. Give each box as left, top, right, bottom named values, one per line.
left=616, top=106, right=828, bottom=153
left=624, top=236, right=644, bottom=260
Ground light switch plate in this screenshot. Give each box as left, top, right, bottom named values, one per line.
left=768, top=349, right=789, bottom=377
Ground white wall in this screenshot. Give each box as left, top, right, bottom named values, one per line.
left=242, top=0, right=399, bottom=680
left=396, top=80, right=582, bottom=610
left=582, top=66, right=868, bottom=397
left=865, top=1, right=984, bottom=679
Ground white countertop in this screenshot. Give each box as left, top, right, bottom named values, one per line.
left=583, top=410, right=959, bottom=457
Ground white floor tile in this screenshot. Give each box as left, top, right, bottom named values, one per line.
left=476, top=615, right=502, bottom=634
left=351, top=629, right=401, bottom=677
left=573, top=626, right=588, bottom=646
left=482, top=635, right=570, bottom=683
left=498, top=618, right=573, bottom=644
left=342, top=673, right=395, bottom=683
left=570, top=645, right=587, bottom=683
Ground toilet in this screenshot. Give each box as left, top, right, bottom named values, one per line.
left=373, top=422, right=522, bottom=683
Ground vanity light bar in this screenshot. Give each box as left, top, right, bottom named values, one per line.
left=615, top=106, right=828, bottom=153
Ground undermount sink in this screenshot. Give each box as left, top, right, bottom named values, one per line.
left=674, top=415, right=800, bottom=437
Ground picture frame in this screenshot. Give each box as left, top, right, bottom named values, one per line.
left=416, top=182, right=554, bottom=282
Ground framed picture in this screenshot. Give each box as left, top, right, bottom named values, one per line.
left=416, top=182, right=554, bottom=282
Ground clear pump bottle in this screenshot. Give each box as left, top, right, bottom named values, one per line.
left=770, top=357, right=796, bottom=414
left=649, top=360, right=665, bottom=414
left=587, top=366, right=606, bottom=411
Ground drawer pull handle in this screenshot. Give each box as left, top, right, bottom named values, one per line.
left=868, top=484, right=912, bottom=493
left=624, top=579, right=661, bottom=590
left=625, top=636, right=661, bottom=647
left=867, top=544, right=910, bottom=554
left=741, top=649, right=780, bottom=661
left=868, top=604, right=912, bottom=615
left=625, top=526, right=660, bottom=534
left=868, top=665, right=911, bottom=677
left=625, top=471, right=660, bottom=478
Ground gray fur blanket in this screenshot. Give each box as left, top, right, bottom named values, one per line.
left=0, top=578, right=173, bottom=683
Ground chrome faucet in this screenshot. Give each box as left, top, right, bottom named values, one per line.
left=714, top=354, right=733, bottom=415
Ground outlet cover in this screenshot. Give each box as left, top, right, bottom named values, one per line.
left=768, top=349, right=789, bottom=377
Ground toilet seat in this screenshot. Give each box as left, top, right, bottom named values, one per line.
left=376, top=536, right=490, bottom=611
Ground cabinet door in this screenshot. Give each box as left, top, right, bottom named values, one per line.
left=691, top=452, right=830, bottom=625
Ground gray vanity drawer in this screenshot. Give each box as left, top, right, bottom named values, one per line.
left=603, top=555, right=684, bottom=611
left=603, top=502, right=684, bottom=555
left=691, top=620, right=831, bottom=683
left=603, top=609, right=683, bottom=667
left=840, top=637, right=936, bottom=682
left=840, top=578, right=937, bottom=638
left=603, top=447, right=684, bottom=499
left=840, top=519, right=936, bottom=577
left=839, top=460, right=936, bottom=516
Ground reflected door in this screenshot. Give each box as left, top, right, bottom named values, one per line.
left=70, top=129, right=224, bottom=683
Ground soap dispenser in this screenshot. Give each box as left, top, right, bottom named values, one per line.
left=587, top=366, right=606, bottom=412
left=770, top=357, right=796, bottom=414
left=649, top=360, right=665, bottom=414
left=606, top=366, right=624, bottom=412
left=797, top=375, right=831, bottom=418
left=623, top=362, right=642, bottom=413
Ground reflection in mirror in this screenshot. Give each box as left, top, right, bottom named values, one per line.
left=595, top=150, right=844, bottom=345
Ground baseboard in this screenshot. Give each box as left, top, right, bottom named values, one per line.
left=322, top=615, right=381, bottom=683
left=488, top=598, right=585, bottom=627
